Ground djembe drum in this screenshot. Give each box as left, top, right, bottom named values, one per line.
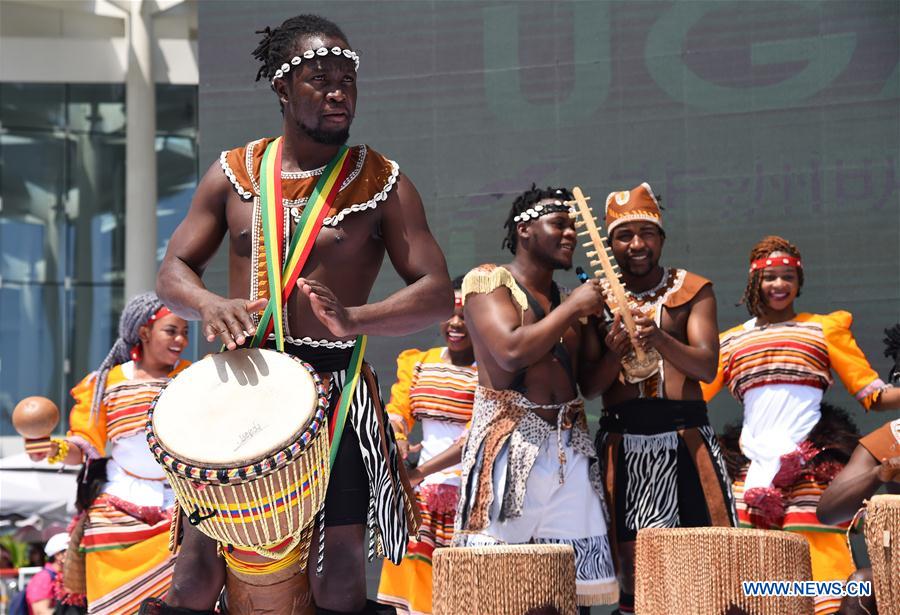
left=864, top=494, right=900, bottom=615
left=147, top=349, right=330, bottom=612
left=432, top=544, right=577, bottom=615
left=635, top=527, right=814, bottom=615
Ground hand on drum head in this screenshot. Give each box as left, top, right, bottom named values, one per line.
left=297, top=277, right=358, bottom=338
left=200, top=297, right=267, bottom=350
left=877, top=456, right=900, bottom=483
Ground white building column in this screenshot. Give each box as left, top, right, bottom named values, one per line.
left=124, top=0, right=157, bottom=298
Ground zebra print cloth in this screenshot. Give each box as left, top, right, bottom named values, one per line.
left=534, top=535, right=617, bottom=582
left=621, top=430, right=682, bottom=532
left=326, top=365, right=415, bottom=565
left=599, top=423, right=737, bottom=542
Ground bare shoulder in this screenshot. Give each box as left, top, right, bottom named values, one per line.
left=193, top=159, right=234, bottom=213
left=681, top=283, right=716, bottom=329
left=384, top=172, right=425, bottom=211
left=163, top=159, right=235, bottom=266
left=689, top=282, right=716, bottom=307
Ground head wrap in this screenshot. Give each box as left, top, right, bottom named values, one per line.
left=130, top=306, right=172, bottom=361
left=749, top=255, right=803, bottom=273
left=89, top=292, right=167, bottom=421
left=605, top=182, right=663, bottom=234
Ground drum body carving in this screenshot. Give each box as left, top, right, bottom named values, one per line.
left=864, top=494, right=900, bottom=615
left=147, top=349, right=329, bottom=559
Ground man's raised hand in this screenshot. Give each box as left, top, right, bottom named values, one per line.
left=566, top=278, right=606, bottom=319
left=297, top=277, right=358, bottom=338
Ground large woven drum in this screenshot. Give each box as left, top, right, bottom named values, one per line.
left=635, top=527, right=814, bottom=615
left=433, top=544, right=577, bottom=615
left=865, top=494, right=900, bottom=615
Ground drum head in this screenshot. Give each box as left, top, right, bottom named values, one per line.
left=152, top=349, right=319, bottom=466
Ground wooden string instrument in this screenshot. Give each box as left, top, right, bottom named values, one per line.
left=568, top=186, right=660, bottom=383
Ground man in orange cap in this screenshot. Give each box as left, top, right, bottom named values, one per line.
left=582, top=182, right=737, bottom=615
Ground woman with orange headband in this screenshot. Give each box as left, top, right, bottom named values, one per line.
left=25, top=292, right=190, bottom=614
left=704, top=236, right=900, bottom=615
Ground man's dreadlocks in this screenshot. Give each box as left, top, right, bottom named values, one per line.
left=251, top=14, right=349, bottom=95
left=502, top=184, right=573, bottom=254
left=739, top=235, right=804, bottom=318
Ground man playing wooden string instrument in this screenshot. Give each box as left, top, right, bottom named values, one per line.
left=453, top=185, right=619, bottom=611
left=148, top=14, right=452, bottom=615
left=581, top=183, right=737, bottom=615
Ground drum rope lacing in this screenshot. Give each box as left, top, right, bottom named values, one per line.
left=148, top=351, right=331, bottom=560
left=146, top=363, right=329, bottom=483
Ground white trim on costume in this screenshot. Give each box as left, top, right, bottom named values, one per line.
left=220, top=151, right=254, bottom=200
left=322, top=159, right=399, bottom=227
left=266, top=333, right=356, bottom=349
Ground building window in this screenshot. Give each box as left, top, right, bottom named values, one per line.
left=0, top=83, right=198, bottom=439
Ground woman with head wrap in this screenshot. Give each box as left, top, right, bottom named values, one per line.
left=704, top=236, right=900, bottom=615
left=26, top=292, right=189, bottom=614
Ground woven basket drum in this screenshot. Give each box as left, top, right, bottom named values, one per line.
left=433, top=544, right=577, bottom=615
left=635, top=527, right=814, bottom=615
left=864, top=494, right=900, bottom=615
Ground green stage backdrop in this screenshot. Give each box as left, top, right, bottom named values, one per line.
left=198, top=1, right=899, bottom=438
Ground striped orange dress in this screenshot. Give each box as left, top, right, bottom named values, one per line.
left=378, top=348, right=477, bottom=615
left=704, top=311, right=887, bottom=615
left=67, top=360, right=189, bottom=614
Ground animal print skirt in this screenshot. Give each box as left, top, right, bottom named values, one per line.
left=597, top=398, right=737, bottom=543
left=454, top=386, right=618, bottom=606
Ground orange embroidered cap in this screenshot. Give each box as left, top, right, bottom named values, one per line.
left=605, top=182, right=662, bottom=234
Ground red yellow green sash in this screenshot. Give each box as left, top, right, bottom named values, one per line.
left=250, top=138, right=352, bottom=350
left=247, top=137, right=367, bottom=473
left=328, top=335, right=367, bottom=468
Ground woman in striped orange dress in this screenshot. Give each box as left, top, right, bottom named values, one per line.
left=378, top=278, right=478, bottom=615
left=703, top=236, right=900, bottom=615
left=27, top=292, right=189, bottom=614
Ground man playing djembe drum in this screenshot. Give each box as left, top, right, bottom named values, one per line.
left=148, top=14, right=452, bottom=615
